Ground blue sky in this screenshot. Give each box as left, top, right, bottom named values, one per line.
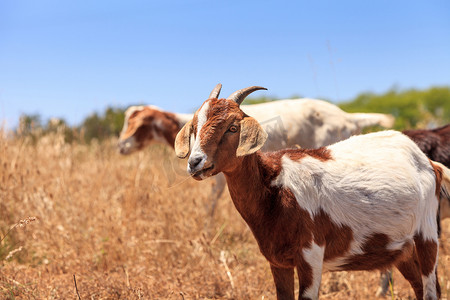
left=1, top=0, right=449, bottom=128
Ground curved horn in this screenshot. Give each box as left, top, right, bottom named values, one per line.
left=226, top=86, right=267, bottom=105
left=208, top=83, right=222, bottom=99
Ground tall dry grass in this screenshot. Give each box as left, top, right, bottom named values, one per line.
left=0, top=130, right=449, bottom=299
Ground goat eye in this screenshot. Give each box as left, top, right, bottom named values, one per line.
left=228, top=125, right=238, bottom=133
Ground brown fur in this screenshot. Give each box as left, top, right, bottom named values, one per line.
left=296, top=255, right=314, bottom=299
left=120, top=107, right=181, bottom=149
left=403, top=124, right=450, bottom=168
left=312, top=210, right=353, bottom=262
left=414, top=233, right=438, bottom=277
left=287, top=147, right=333, bottom=162
left=270, top=266, right=295, bottom=299
left=395, top=248, right=424, bottom=300
left=225, top=155, right=314, bottom=269
left=341, top=234, right=412, bottom=271
left=199, top=99, right=242, bottom=153
left=414, top=233, right=441, bottom=298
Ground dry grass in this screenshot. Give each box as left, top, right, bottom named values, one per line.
left=0, top=131, right=449, bottom=299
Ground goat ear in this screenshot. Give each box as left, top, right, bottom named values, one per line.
left=236, top=117, right=268, bottom=156
left=175, top=120, right=193, bottom=158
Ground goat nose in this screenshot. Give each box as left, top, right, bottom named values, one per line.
left=189, top=156, right=203, bottom=169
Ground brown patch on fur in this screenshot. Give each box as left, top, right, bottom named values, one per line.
left=395, top=247, right=424, bottom=300
left=120, top=107, right=182, bottom=148
left=257, top=148, right=332, bottom=184
left=341, top=233, right=411, bottom=271
left=244, top=186, right=315, bottom=269
left=286, top=147, right=333, bottom=162
left=312, top=210, right=353, bottom=261
left=430, top=159, right=443, bottom=199
left=414, top=233, right=441, bottom=298
left=413, top=233, right=438, bottom=276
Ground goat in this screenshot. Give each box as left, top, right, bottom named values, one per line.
left=118, top=105, right=192, bottom=155
left=118, top=86, right=394, bottom=154
left=175, top=85, right=446, bottom=299
left=377, top=124, right=450, bottom=297
left=118, top=85, right=394, bottom=216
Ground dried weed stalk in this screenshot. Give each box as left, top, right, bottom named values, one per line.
left=1, top=216, right=37, bottom=245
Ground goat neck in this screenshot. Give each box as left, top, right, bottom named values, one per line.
left=223, top=151, right=281, bottom=225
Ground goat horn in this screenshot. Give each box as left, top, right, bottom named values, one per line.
left=209, top=83, right=222, bottom=99
left=227, top=86, right=267, bottom=105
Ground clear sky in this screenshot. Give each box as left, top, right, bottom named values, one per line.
left=1, top=0, right=449, bottom=128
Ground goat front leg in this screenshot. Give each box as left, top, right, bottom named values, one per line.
left=270, top=265, right=295, bottom=300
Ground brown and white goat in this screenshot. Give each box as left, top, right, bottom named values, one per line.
left=175, top=86, right=447, bottom=300
left=118, top=105, right=192, bottom=155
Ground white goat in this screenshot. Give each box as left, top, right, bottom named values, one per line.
left=175, top=85, right=447, bottom=299
left=118, top=84, right=394, bottom=216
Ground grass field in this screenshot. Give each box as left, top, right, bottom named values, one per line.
left=1, top=131, right=449, bottom=299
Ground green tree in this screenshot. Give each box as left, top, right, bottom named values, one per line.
left=338, top=86, right=450, bottom=130
left=80, top=107, right=125, bottom=143
left=17, top=114, right=42, bottom=136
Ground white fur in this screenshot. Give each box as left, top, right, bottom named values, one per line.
left=241, top=99, right=394, bottom=150
left=188, top=101, right=210, bottom=174
left=423, top=273, right=438, bottom=300
left=302, top=242, right=324, bottom=299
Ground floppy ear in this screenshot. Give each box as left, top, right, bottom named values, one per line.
left=175, top=120, right=193, bottom=158
left=236, top=117, right=268, bottom=156
left=119, top=113, right=144, bottom=140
